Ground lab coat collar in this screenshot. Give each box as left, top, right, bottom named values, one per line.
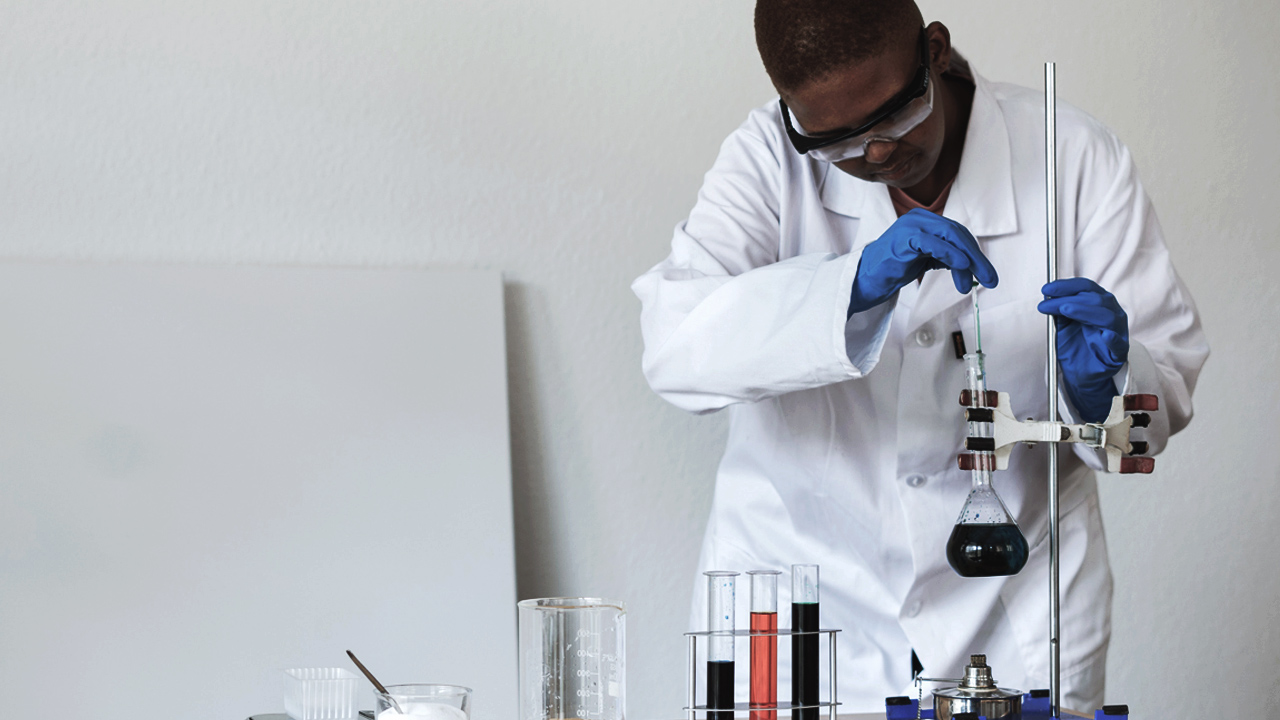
left=944, top=63, right=1018, bottom=239
left=819, top=60, right=1018, bottom=332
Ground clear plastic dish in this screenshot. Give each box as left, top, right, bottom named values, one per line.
left=284, top=667, right=359, bottom=720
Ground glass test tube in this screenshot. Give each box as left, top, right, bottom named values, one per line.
left=790, top=565, right=819, bottom=720
left=748, top=571, right=780, bottom=720
left=706, top=571, right=739, bottom=720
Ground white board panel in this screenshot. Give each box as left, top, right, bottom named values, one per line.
left=0, top=262, right=516, bottom=720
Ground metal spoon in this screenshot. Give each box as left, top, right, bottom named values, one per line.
left=346, top=649, right=406, bottom=716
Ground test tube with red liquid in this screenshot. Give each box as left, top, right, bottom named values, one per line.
left=748, top=570, right=780, bottom=720
left=706, top=571, right=739, bottom=720
left=790, top=564, right=819, bottom=720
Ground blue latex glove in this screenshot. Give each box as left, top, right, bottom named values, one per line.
left=1037, top=278, right=1130, bottom=423
left=848, top=208, right=998, bottom=317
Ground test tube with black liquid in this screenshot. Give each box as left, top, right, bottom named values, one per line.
left=790, top=564, right=819, bottom=720
left=706, top=571, right=739, bottom=720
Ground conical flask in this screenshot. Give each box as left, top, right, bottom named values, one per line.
left=947, top=466, right=1029, bottom=577
left=947, top=351, right=1029, bottom=577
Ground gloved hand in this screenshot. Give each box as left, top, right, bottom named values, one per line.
left=848, top=208, right=998, bottom=316
left=1037, top=278, right=1129, bottom=423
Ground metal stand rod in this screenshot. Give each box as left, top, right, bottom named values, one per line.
left=828, top=630, right=837, bottom=720
left=1044, top=61, right=1061, bottom=720
left=688, top=634, right=697, bottom=720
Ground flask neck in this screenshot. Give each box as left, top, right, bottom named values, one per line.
left=964, top=352, right=987, bottom=395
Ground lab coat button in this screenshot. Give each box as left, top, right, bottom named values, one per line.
left=905, top=474, right=926, bottom=488
left=905, top=600, right=923, bottom=618
left=915, top=328, right=935, bottom=347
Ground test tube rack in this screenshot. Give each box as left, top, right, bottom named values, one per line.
left=682, top=627, right=841, bottom=720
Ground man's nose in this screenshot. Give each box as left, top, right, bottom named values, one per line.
left=863, top=139, right=898, bottom=164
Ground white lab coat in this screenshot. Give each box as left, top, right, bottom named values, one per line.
left=632, top=62, right=1207, bottom=713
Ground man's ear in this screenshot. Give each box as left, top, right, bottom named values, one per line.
left=926, top=21, right=953, bottom=75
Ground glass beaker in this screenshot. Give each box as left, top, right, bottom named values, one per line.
left=948, top=352, right=1028, bottom=577
left=375, top=684, right=471, bottom=720
left=518, top=598, right=626, bottom=720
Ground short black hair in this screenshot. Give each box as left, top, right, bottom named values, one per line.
left=755, top=0, right=924, bottom=92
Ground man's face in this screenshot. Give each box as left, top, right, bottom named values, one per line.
left=781, top=25, right=949, bottom=188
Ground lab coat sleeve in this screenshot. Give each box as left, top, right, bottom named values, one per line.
left=632, top=116, right=893, bottom=414
left=1063, top=123, right=1209, bottom=465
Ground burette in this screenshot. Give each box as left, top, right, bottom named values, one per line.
left=955, top=60, right=1064, bottom=717
left=941, top=61, right=1159, bottom=720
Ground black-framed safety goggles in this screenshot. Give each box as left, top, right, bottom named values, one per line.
left=780, top=27, right=931, bottom=155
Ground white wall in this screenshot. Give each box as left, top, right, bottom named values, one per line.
left=0, top=264, right=517, bottom=720
left=1, top=1, right=1275, bottom=718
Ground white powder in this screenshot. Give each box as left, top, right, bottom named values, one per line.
left=378, top=703, right=469, bottom=720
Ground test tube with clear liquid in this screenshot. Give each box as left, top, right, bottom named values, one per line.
left=946, top=290, right=1029, bottom=577
left=748, top=570, right=780, bottom=720
left=790, top=564, right=818, bottom=720
left=706, top=571, right=738, bottom=720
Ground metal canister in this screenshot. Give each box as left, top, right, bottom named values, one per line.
left=932, top=654, right=1022, bottom=720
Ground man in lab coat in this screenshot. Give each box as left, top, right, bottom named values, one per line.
left=632, top=0, right=1208, bottom=712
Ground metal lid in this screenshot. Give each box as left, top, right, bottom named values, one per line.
left=933, top=654, right=1022, bottom=701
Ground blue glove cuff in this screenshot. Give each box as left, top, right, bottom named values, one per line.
left=1063, top=372, right=1120, bottom=423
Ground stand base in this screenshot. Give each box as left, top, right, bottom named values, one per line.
left=886, top=694, right=1128, bottom=720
